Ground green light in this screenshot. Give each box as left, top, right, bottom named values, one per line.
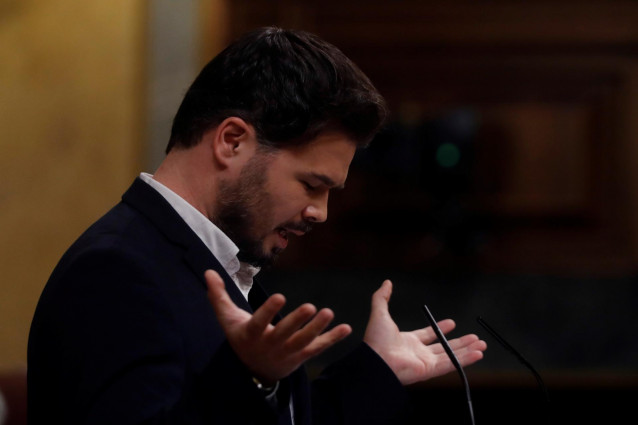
left=436, top=143, right=460, bottom=168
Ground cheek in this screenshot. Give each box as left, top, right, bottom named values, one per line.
left=269, top=191, right=307, bottom=223
left=262, top=169, right=309, bottom=223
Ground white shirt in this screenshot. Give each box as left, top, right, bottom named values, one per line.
left=140, top=174, right=289, bottom=420
left=139, top=173, right=260, bottom=300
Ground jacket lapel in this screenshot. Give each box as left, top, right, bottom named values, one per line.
left=121, top=177, right=252, bottom=313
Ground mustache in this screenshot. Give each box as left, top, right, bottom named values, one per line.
left=282, top=220, right=314, bottom=234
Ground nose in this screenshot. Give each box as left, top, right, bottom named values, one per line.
left=302, top=196, right=328, bottom=223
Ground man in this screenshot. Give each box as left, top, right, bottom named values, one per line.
left=28, top=27, right=486, bottom=424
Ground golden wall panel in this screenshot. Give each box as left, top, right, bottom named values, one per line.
left=0, top=0, right=145, bottom=368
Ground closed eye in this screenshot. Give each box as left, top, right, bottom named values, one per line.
left=302, top=181, right=318, bottom=192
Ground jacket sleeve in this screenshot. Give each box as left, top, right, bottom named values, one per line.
left=28, top=248, right=283, bottom=425
left=310, top=343, right=411, bottom=425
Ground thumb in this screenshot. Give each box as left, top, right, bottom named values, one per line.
left=370, top=279, right=393, bottom=316
left=205, top=269, right=235, bottom=315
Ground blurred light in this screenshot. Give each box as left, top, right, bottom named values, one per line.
left=436, top=143, right=460, bottom=168
left=447, top=109, right=477, bottom=139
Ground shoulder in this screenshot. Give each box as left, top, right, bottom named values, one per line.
left=59, top=201, right=174, bottom=272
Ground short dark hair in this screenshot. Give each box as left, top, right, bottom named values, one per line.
left=166, top=27, right=388, bottom=153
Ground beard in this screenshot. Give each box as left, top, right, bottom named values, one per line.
left=213, top=152, right=280, bottom=268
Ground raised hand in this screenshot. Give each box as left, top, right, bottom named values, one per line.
left=363, top=280, right=487, bottom=385
left=205, top=269, right=352, bottom=385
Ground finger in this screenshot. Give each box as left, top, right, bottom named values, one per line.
left=455, top=343, right=486, bottom=367
left=435, top=319, right=456, bottom=335
left=284, top=308, right=335, bottom=351
left=412, top=319, right=456, bottom=344
left=205, top=270, right=237, bottom=315
left=429, top=334, right=484, bottom=355
left=446, top=334, right=482, bottom=351
left=270, top=303, right=317, bottom=342
left=247, top=293, right=286, bottom=336
left=452, top=338, right=488, bottom=357
left=426, top=339, right=486, bottom=378
left=437, top=340, right=486, bottom=370
left=370, top=280, right=393, bottom=317
left=297, top=323, right=352, bottom=360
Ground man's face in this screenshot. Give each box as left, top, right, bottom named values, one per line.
left=214, top=132, right=356, bottom=267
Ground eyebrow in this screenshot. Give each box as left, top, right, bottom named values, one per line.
left=310, top=172, right=345, bottom=190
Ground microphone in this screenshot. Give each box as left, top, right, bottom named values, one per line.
left=476, top=316, right=551, bottom=424
left=422, top=304, right=476, bottom=425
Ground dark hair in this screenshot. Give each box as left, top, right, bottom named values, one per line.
left=167, top=27, right=388, bottom=152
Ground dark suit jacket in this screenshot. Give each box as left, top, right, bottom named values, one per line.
left=27, top=178, right=408, bottom=425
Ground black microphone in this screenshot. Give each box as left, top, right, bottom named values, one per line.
left=476, top=316, right=551, bottom=424
left=423, top=304, right=476, bottom=425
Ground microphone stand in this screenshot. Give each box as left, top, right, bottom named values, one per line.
left=423, top=304, right=476, bottom=425
left=477, top=316, right=551, bottom=425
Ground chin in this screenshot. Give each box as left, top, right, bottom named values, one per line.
left=237, top=246, right=280, bottom=269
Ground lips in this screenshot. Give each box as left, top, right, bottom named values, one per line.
left=274, top=222, right=313, bottom=250
left=275, top=227, right=289, bottom=250
left=277, top=228, right=289, bottom=240
left=286, top=228, right=306, bottom=237
left=284, top=222, right=313, bottom=236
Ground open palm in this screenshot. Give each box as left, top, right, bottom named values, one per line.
left=363, top=280, right=487, bottom=385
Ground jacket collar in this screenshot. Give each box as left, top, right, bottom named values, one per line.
left=121, top=177, right=253, bottom=312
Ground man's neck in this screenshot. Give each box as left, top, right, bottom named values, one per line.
left=153, top=147, right=217, bottom=221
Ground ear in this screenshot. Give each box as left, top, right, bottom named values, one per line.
left=207, top=117, right=258, bottom=169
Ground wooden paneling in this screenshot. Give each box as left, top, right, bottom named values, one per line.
left=0, top=0, right=145, bottom=368
left=225, top=1, right=638, bottom=275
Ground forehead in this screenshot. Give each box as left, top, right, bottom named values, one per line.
left=271, top=132, right=357, bottom=186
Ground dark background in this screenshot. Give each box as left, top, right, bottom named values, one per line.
left=228, top=1, right=638, bottom=423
